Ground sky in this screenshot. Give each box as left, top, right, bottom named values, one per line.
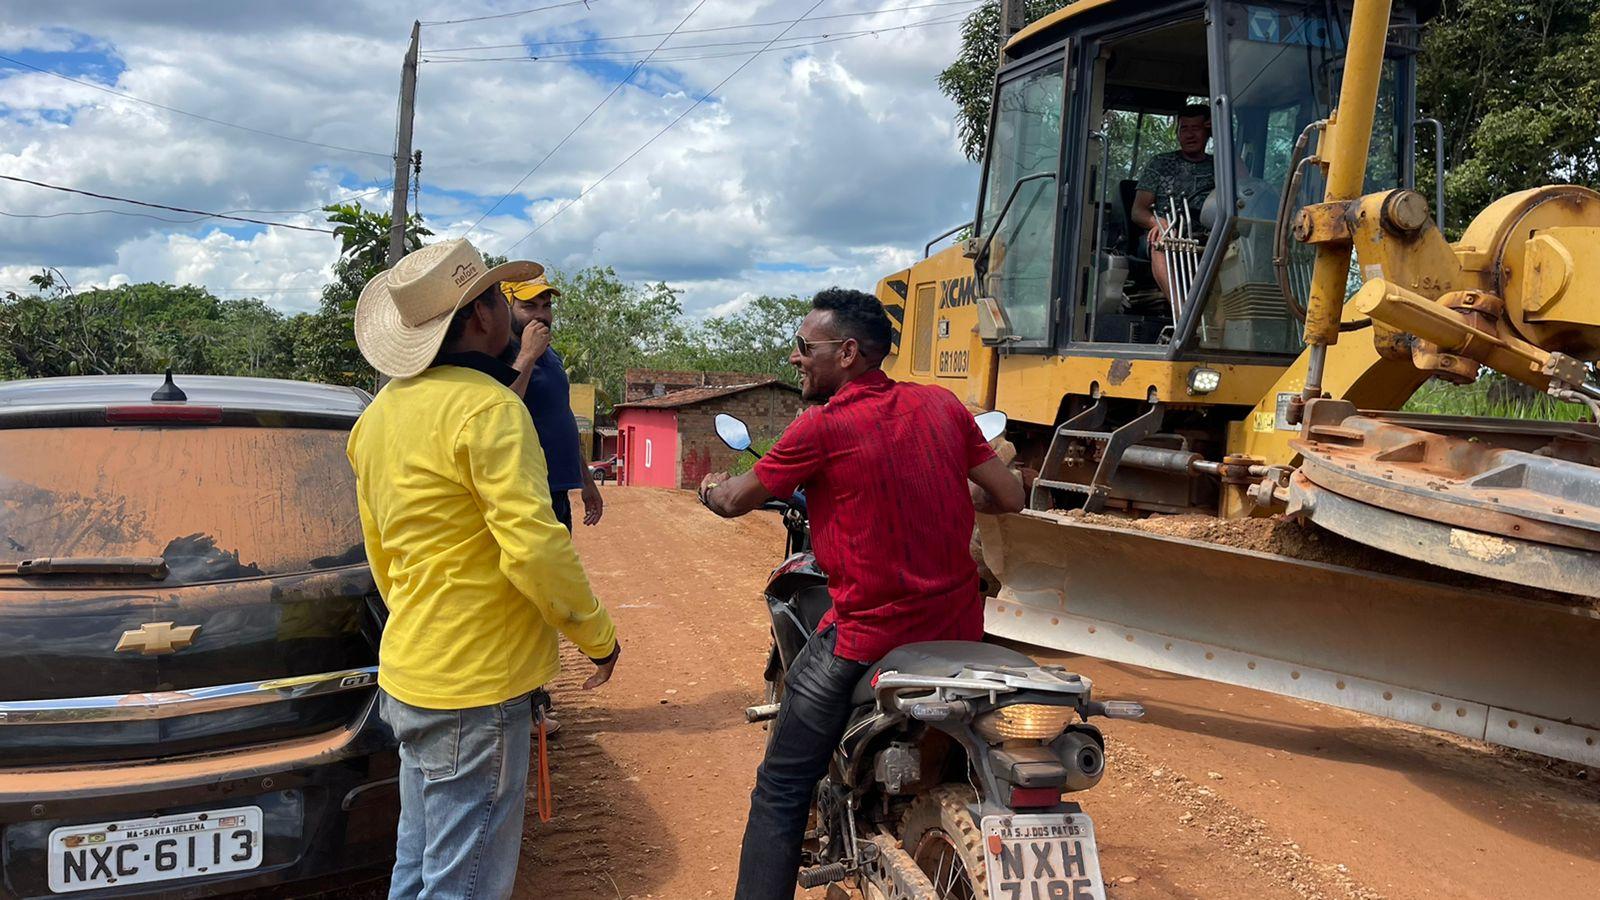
left=0, top=0, right=984, bottom=317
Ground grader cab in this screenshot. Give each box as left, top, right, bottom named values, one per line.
left=878, top=0, right=1600, bottom=765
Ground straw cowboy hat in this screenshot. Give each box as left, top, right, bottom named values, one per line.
left=354, top=238, right=543, bottom=379
left=500, top=275, right=562, bottom=303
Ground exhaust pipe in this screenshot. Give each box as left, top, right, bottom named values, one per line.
left=1052, top=727, right=1105, bottom=792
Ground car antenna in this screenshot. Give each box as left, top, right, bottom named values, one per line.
left=151, top=368, right=187, bottom=402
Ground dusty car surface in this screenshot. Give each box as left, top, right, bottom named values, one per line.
left=0, top=374, right=396, bottom=898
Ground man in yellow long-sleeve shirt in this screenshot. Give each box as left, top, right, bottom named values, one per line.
left=348, top=238, right=620, bottom=900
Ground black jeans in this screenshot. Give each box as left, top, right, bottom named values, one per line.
left=735, top=627, right=870, bottom=900
left=550, top=489, right=573, bottom=532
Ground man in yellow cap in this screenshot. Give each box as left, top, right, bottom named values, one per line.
left=501, top=275, right=605, bottom=531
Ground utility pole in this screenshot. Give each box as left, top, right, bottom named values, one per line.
left=999, top=0, right=1026, bottom=40
left=388, top=20, right=420, bottom=267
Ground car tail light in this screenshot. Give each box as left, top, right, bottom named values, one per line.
left=106, top=405, right=224, bottom=424
left=1008, top=786, right=1062, bottom=809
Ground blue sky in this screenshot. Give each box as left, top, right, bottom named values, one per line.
left=0, top=1, right=982, bottom=315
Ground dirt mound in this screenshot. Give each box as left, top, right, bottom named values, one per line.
left=1061, top=509, right=1598, bottom=607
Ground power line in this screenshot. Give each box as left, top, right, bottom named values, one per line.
left=0, top=54, right=392, bottom=160
left=1, top=207, right=212, bottom=225
left=0, top=175, right=337, bottom=234
left=506, top=0, right=829, bottom=252
left=422, top=0, right=979, bottom=52
left=423, top=12, right=971, bottom=64
left=421, top=0, right=593, bottom=27
left=0, top=183, right=392, bottom=226
left=463, top=0, right=709, bottom=236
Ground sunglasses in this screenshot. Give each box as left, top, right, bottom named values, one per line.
left=794, top=334, right=847, bottom=356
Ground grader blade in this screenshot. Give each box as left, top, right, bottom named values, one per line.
left=978, top=511, right=1600, bottom=766
left=1289, top=407, right=1600, bottom=596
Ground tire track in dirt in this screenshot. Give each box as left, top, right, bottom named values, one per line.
left=1111, top=742, right=1381, bottom=900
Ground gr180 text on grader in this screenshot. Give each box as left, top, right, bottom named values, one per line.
left=876, top=0, right=1600, bottom=765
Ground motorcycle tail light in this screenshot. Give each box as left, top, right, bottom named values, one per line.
left=1008, top=786, right=1064, bottom=809
left=975, top=704, right=1075, bottom=741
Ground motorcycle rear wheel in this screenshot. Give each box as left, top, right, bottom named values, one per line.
left=898, top=785, right=987, bottom=900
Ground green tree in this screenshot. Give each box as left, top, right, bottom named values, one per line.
left=293, top=258, right=375, bottom=387
left=547, top=266, right=689, bottom=412
left=325, top=203, right=433, bottom=274
left=293, top=204, right=435, bottom=388
left=1418, top=0, right=1600, bottom=235
left=938, top=1, right=1073, bottom=162
left=214, top=299, right=295, bottom=378
left=678, top=295, right=808, bottom=386
left=0, top=272, right=265, bottom=378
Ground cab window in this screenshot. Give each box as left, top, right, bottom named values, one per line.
left=978, top=58, right=1065, bottom=344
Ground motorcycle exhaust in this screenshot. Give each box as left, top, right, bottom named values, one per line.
left=745, top=703, right=781, bottom=723
left=1052, top=726, right=1106, bottom=793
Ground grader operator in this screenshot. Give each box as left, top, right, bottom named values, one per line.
left=877, top=0, right=1600, bottom=766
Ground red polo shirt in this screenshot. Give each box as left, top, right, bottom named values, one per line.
left=753, top=369, right=997, bottom=662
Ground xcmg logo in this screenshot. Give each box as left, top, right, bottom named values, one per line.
left=939, top=275, right=978, bottom=309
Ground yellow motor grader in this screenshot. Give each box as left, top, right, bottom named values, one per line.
left=877, top=0, right=1600, bottom=765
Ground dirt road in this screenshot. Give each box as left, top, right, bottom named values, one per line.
left=405, top=488, right=1600, bottom=898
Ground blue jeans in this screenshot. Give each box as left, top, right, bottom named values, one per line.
left=734, top=627, right=871, bottom=900
left=378, top=690, right=532, bottom=900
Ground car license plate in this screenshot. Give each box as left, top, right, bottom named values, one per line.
left=47, top=806, right=263, bottom=894
left=981, top=812, right=1106, bottom=900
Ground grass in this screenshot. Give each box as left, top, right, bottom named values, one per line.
left=727, top=437, right=778, bottom=475
left=1402, top=376, right=1594, bottom=422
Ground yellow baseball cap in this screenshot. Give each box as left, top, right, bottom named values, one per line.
left=501, top=275, right=561, bottom=303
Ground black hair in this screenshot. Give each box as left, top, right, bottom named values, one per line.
left=812, top=287, right=891, bottom=364
left=441, top=284, right=500, bottom=348
left=1177, top=103, right=1211, bottom=123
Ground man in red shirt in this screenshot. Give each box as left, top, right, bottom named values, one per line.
left=699, top=287, right=1024, bottom=900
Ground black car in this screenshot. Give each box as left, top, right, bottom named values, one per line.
left=0, top=374, right=397, bottom=898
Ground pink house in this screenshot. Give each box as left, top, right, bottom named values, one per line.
left=613, top=379, right=805, bottom=490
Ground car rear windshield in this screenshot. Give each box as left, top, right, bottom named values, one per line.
left=0, top=425, right=364, bottom=586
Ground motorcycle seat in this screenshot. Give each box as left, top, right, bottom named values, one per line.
left=852, top=641, right=1036, bottom=705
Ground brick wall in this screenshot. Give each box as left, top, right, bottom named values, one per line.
left=674, top=385, right=807, bottom=489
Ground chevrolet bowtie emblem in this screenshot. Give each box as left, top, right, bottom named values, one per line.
left=115, top=622, right=201, bottom=655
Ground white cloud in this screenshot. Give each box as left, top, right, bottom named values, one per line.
left=0, top=1, right=983, bottom=316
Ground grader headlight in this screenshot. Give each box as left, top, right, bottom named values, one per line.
left=1187, top=366, right=1222, bottom=395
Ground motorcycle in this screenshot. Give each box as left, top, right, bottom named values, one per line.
left=711, top=411, right=1143, bottom=900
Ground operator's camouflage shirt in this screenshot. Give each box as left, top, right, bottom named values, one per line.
left=1136, top=151, right=1215, bottom=221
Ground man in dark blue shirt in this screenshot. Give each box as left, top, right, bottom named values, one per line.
left=501, top=277, right=604, bottom=531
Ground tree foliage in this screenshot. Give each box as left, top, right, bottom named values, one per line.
left=2, top=198, right=809, bottom=405
left=677, top=295, right=809, bottom=386
left=1418, top=0, right=1600, bottom=234
left=937, top=1, right=1073, bottom=162
left=0, top=274, right=300, bottom=379
left=538, top=267, right=805, bottom=413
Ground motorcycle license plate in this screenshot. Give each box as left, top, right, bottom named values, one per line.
left=47, top=806, right=263, bottom=893
left=981, top=812, right=1106, bottom=900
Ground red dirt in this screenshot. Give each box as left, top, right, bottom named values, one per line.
left=344, top=489, right=1600, bottom=899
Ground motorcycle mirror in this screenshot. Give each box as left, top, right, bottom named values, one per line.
left=715, top=413, right=753, bottom=453
left=975, top=410, right=1008, bottom=443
